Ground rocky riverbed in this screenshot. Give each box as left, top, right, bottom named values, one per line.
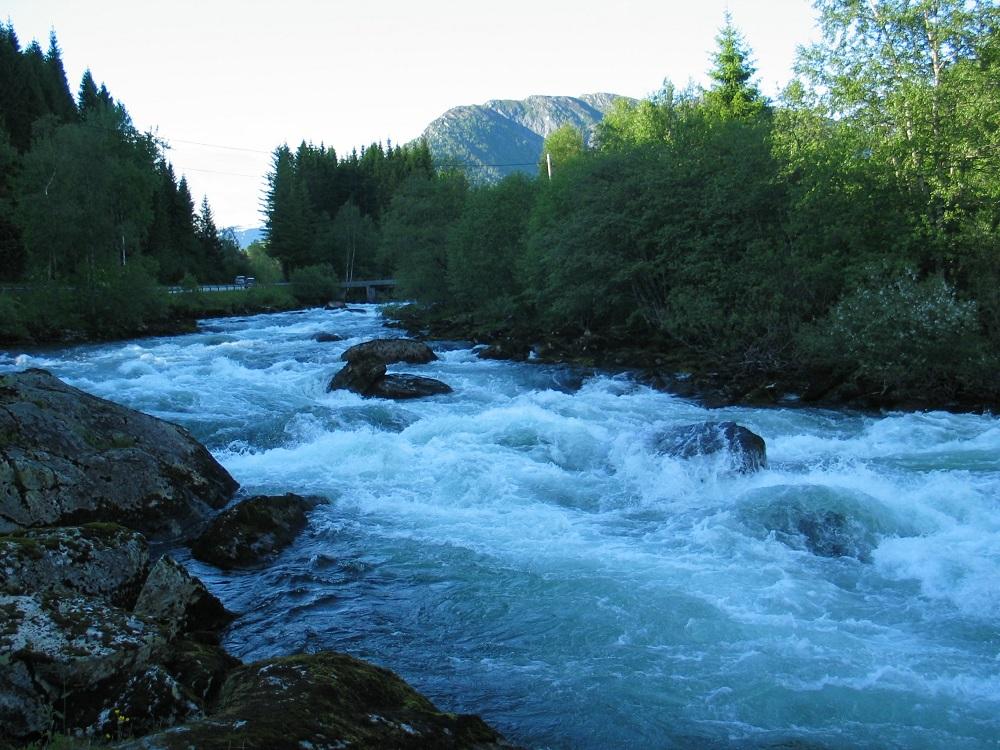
left=0, top=368, right=516, bottom=749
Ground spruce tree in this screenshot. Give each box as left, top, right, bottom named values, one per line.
left=704, top=14, right=766, bottom=120
left=43, top=31, right=77, bottom=122
left=77, top=69, right=100, bottom=114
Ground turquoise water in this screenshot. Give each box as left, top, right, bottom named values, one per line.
left=3, top=306, right=999, bottom=749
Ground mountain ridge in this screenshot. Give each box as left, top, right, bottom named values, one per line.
left=419, top=93, right=631, bottom=182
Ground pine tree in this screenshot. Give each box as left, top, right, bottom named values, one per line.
left=3, top=37, right=49, bottom=151
left=704, top=14, right=766, bottom=120
left=43, top=31, right=77, bottom=122
left=77, top=69, right=100, bottom=114
left=195, top=195, right=227, bottom=281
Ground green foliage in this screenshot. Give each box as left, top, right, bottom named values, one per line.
left=703, top=14, right=767, bottom=120
left=71, top=256, right=168, bottom=337
left=245, top=240, right=282, bottom=284
left=446, top=174, right=536, bottom=323
left=331, top=200, right=379, bottom=282
left=15, top=105, right=158, bottom=281
left=167, top=283, right=297, bottom=319
left=378, top=173, right=467, bottom=304
left=539, top=125, right=585, bottom=177
left=289, top=263, right=340, bottom=305
left=0, top=293, right=29, bottom=340
left=800, top=270, right=990, bottom=395
left=263, top=139, right=434, bottom=277
left=0, top=258, right=168, bottom=342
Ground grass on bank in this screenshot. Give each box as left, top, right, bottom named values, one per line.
left=0, top=264, right=325, bottom=346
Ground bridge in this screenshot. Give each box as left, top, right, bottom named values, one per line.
left=339, top=278, right=396, bottom=302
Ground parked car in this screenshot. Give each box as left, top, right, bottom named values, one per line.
left=234, top=275, right=246, bottom=288
left=245, top=277, right=256, bottom=288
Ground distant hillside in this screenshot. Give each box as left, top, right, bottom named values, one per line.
left=225, top=226, right=264, bottom=249
left=419, top=93, right=631, bottom=183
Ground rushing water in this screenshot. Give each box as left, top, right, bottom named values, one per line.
left=3, top=306, right=999, bottom=750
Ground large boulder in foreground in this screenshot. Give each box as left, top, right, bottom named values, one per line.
left=341, top=338, right=437, bottom=365
left=0, top=369, right=239, bottom=540
left=122, top=652, right=518, bottom=750
left=191, top=493, right=329, bottom=570
left=653, top=421, right=767, bottom=474
left=0, top=592, right=175, bottom=738
left=0, top=523, right=149, bottom=607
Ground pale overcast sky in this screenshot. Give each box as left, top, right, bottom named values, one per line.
left=6, top=0, right=819, bottom=228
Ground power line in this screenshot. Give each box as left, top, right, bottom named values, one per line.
left=171, top=165, right=265, bottom=179
left=3, top=106, right=556, bottom=174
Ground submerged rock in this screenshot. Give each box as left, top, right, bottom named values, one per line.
left=0, top=523, right=149, bottom=607
left=653, top=421, right=767, bottom=474
left=312, top=331, right=344, bottom=342
left=341, top=337, right=438, bottom=365
left=0, top=369, right=239, bottom=540
left=122, top=652, right=518, bottom=750
left=736, top=485, right=889, bottom=562
left=190, top=493, right=329, bottom=570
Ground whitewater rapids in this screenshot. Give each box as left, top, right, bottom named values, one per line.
left=3, top=305, right=998, bottom=749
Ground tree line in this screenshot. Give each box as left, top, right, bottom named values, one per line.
left=325, top=2, right=1000, bottom=406
left=0, top=22, right=257, bottom=338
left=263, top=138, right=435, bottom=287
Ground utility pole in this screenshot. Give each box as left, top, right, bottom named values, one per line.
left=546, top=152, right=552, bottom=181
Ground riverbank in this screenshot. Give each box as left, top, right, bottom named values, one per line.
left=0, top=286, right=306, bottom=348
left=384, top=303, right=1000, bottom=415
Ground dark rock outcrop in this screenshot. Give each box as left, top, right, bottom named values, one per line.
left=312, top=331, right=344, bottom=342
left=190, top=493, right=329, bottom=570
left=328, top=339, right=453, bottom=399
left=0, top=369, right=238, bottom=540
left=372, top=374, right=455, bottom=399
left=122, top=652, right=517, bottom=750
left=477, top=341, right=530, bottom=361
left=653, top=421, right=767, bottom=474
left=134, top=556, right=234, bottom=639
left=328, top=356, right=388, bottom=394
left=0, top=523, right=149, bottom=607
left=341, top=338, right=438, bottom=365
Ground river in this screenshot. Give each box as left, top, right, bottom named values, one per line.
left=2, top=305, right=998, bottom=750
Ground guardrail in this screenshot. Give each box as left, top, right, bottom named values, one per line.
left=4, top=279, right=396, bottom=296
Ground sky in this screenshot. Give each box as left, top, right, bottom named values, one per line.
left=6, top=0, right=821, bottom=229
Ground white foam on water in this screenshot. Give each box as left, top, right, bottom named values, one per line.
left=5, top=305, right=1000, bottom=749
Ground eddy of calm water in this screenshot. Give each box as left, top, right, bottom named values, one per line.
left=3, top=305, right=999, bottom=750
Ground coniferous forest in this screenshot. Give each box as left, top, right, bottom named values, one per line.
left=270, top=2, right=997, bottom=410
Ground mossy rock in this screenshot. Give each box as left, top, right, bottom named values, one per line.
left=190, top=494, right=329, bottom=570
left=133, top=556, right=234, bottom=641
left=162, top=637, right=240, bottom=704
left=120, top=651, right=516, bottom=749
left=0, top=524, right=149, bottom=608
left=0, top=369, right=238, bottom=540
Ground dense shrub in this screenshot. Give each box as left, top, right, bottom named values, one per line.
left=799, top=269, right=990, bottom=395
left=289, top=263, right=339, bottom=305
